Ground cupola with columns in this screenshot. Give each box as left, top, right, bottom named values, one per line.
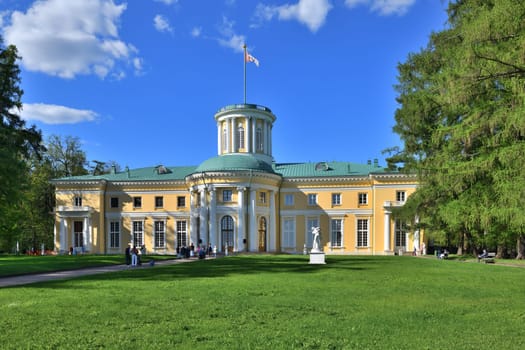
left=215, top=104, right=276, bottom=165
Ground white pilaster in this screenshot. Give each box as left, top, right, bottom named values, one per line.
left=249, top=189, right=257, bottom=252
left=269, top=190, right=276, bottom=251
left=83, top=217, right=89, bottom=251
left=237, top=187, right=245, bottom=252
left=217, top=121, right=221, bottom=154
left=209, top=188, right=217, bottom=248
left=246, top=117, right=251, bottom=153
left=60, top=218, right=66, bottom=253
left=252, top=118, right=257, bottom=153
left=384, top=211, right=391, bottom=252
left=190, top=189, right=198, bottom=247
left=199, top=187, right=208, bottom=246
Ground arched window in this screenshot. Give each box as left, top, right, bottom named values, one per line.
left=237, top=124, right=245, bottom=149
left=222, top=128, right=227, bottom=152
left=221, top=216, right=234, bottom=249
left=256, top=127, right=263, bottom=151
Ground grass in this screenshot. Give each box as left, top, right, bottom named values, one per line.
left=1, top=255, right=524, bottom=349
left=0, top=254, right=178, bottom=278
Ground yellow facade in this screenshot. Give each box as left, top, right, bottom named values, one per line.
left=53, top=104, right=421, bottom=256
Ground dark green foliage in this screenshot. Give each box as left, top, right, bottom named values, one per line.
left=390, top=0, right=525, bottom=257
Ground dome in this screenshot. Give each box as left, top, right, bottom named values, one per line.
left=194, top=154, right=275, bottom=173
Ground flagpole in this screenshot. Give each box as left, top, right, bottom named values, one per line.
left=243, top=44, right=247, bottom=104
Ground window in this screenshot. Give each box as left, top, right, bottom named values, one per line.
left=74, top=196, right=82, bottom=207
left=155, top=196, right=163, bottom=208
left=259, top=191, right=266, bottom=204
left=358, top=193, right=368, bottom=205
left=396, top=191, right=406, bottom=202
left=331, top=219, right=343, bottom=247
left=221, top=216, right=234, bottom=249
left=176, top=220, right=187, bottom=248
left=110, top=197, right=119, bottom=208
left=306, top=217, right=319, bottom=248
left=332, top=193, right=341, bottom=206
left=256, top=127, right=263, bottom=151
left=109, top=221, right=120, bottom=248
left=357, top=219, right=368, bottom=247
left=237, top=125, right=245, bottom=149
left=74, top=221, right=83, bottom=248
left=222, top=128, right=227, bottom=151
left=177, top=196, right=186, bottom=207
left=282, top=218, right=295, bottom=248
left=308, top=194, right=317, bottom=206
left=223, top=190, right=232, bottom=202
left=395, top=219, right=407, bottom=247
left=132, top=221, right=144, bottom=247
left=133, top=196, right=142, bottom=208
left=284, top=194, right=294, bottom=206
left=154, top=221, right=166, bottom=248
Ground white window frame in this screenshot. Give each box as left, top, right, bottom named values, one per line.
left=284, top=194, right=294, bottom=206
left=356, top=218, right=369, bottom=247
left=331, top=218, right=343, bottom=248
left=154, top=220, right=166, bottom=249
left=132, top=220, right=144, bottom=247
left=307, top=193, right=317, bottom=206
left=176, top=220, right=188, bottom=248
left=332, top=193, right=341, bottom=206
left=282, top=217, right=296, bottom=248
left=109, top=221, right=120, bottom=249
left=74, top=196, right=82, bottom=207
left=259, top=191, right=266, bottom=204
left=223, top=189, right=233, bottom=202
left=358, top=193, right=368, bottom=205
left=396, top=191, right=406, bottom=202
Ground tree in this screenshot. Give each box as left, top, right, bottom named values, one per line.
left=46, top=135, right=88, bottom=177
left=390, top=0, right=525, bottom=258
left=0, top=38, right=44, bottom=252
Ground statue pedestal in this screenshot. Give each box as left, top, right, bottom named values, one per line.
left=309, top=251, right=326, bottom=264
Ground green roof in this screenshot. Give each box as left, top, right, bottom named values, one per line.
left=53, top=165, right=197, bottom=182
left=194, top=154, right=275, bottom=173
left=273, top=161, right=387, bottom=178
left=52, top=160, right=391, bottom=182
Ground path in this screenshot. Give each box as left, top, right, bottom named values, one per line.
left=0, top=258, right=200, bottom=288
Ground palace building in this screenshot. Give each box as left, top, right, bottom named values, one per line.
left=52, top=104, right=421, bottom=255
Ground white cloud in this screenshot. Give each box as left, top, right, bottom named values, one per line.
left=344, top=0, right=415, bottom=15
left=253, top=0, right=332, bottom=33
left=2, top=0, right=142, bottom=79
left=21, top=103, right=98, bottom=125
left=153, top=14, right=173, bottom=33
left=217, top=17, right=245, bottom=53
left=191, top=26, right=202, bottom=38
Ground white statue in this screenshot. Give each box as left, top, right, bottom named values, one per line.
left=311, top=226, right=321, bottom=252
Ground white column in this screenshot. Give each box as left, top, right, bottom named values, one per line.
left=83, top=217, right=89, bottom=251
left=209, top=188, right=217, bottom=248
left=190, top=190, right=198, bottom=247
left=252, top=118, right=257, bottom=153
left=237, top=187, right=246, bottom=252
left=199, top=188, right=208, bottom=246
left=246, top=117, right=251, bottom=153
left=384, top=211, right=391, bottom=252
left=263, top=120, right=268, bottom=154
left=249, top=189, right=257, bottom=252
left=269, top=124, right=273, bottom=156
left=231, top=118, right=237, bottom=153
left=217, top=121, right=221, bottom=155
left=60, top=218, right=67, bottom=253
left=269, top=190, right=276, bottom=252
left=226, top=119, right=231, bottom=153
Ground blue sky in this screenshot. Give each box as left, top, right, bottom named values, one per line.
left=1, top=0, right=448, bottom=169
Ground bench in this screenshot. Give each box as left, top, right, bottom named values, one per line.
left=479, top=252, right=496, bottom=264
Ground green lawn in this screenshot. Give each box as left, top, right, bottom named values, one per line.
left=1, top=255, right=524, bottom=349
left=0, top=254, right=178, bottom=278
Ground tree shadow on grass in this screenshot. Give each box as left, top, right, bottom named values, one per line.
left=18, top=255, right=390, bottom=289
